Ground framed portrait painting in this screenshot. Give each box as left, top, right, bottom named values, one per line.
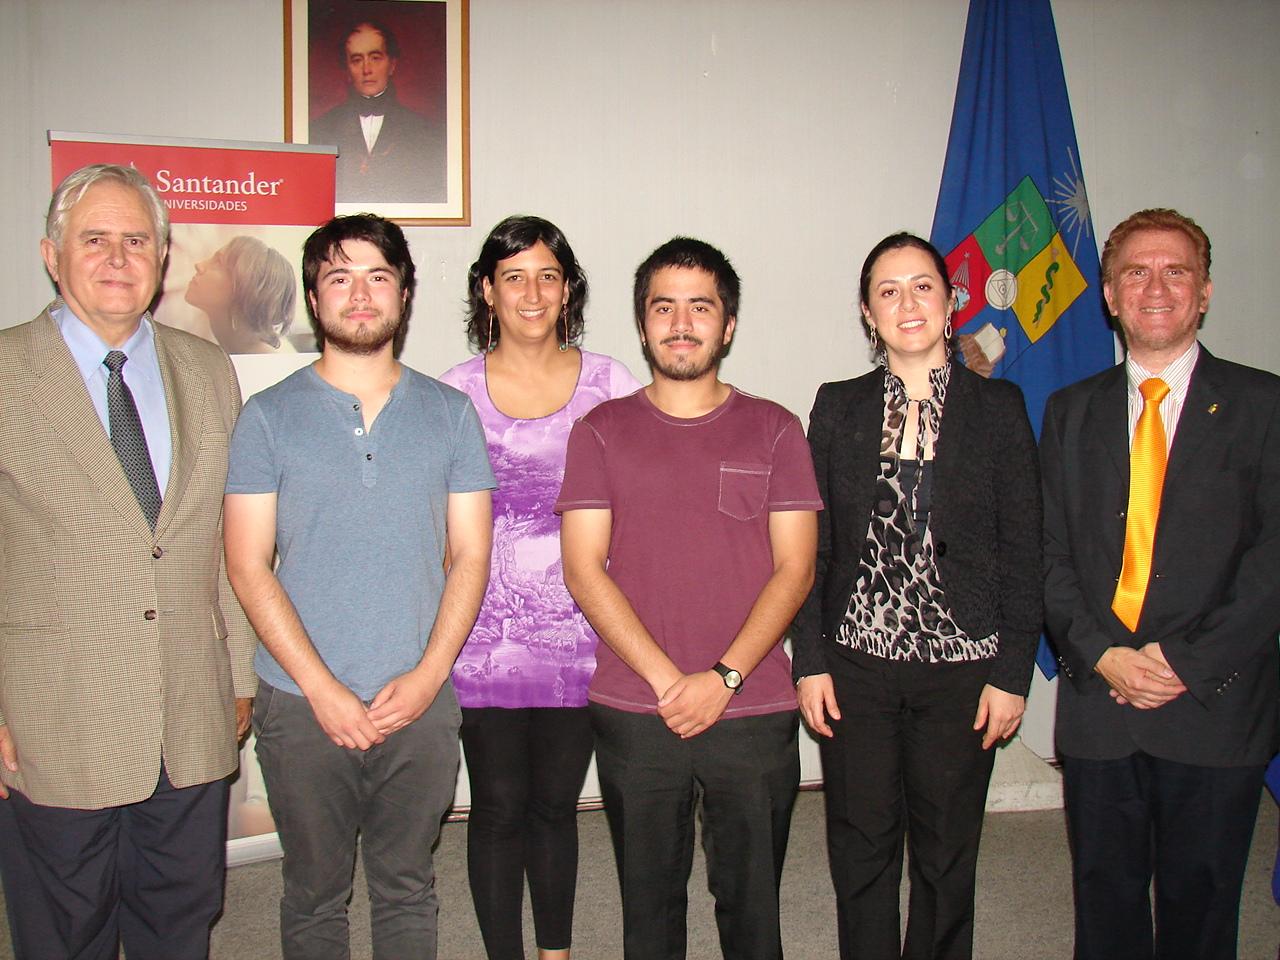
left=285, top=0, right=469, bottom=224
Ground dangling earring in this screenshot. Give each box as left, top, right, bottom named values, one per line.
left=558, top=303, right=569, bottom=352
left=944, top=315, right=954, bottom=340
left=485, top=306, right=497, bottom=353
left=868, top=325, right=879, bottom=351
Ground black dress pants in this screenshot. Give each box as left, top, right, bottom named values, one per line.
left=0, top=765, right=227, bottom=960
left=1061, top=751, right=1265, bottom=960
left=590, top=703, right=799, bottom=960
left=821, top=648, right=995, bottom=960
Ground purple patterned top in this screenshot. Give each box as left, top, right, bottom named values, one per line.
left=439, top=350, right=642, bottom=707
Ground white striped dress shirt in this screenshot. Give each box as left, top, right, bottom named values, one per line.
left=1126, top=342, right=1200, bottom=454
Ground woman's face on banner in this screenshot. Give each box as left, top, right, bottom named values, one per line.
left=185, top=247, right=234, bottom=313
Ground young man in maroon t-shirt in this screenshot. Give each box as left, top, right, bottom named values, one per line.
left=558, top=237, right=822, bottom=960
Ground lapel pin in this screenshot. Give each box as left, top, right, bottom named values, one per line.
left=1207, top=403, right=1219, bottom=415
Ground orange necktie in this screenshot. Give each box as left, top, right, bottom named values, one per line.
left=1112, top=377, right=1171, bottom=631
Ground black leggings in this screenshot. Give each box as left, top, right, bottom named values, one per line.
left=460, top=706, right=594, bottom=959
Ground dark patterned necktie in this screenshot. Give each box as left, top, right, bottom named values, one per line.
left=103, top=350, right=162, bottom=529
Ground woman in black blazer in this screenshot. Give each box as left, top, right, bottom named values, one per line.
left=792, top=233, right=1042, bottom=960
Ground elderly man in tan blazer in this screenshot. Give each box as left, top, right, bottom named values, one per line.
left=0, top=163, right=256, bottom=960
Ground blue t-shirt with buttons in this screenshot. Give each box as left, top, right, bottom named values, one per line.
left=226, top=363, right=495, bottom=700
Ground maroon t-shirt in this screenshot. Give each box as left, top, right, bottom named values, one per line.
left=555, top=387, right=823, bottom=717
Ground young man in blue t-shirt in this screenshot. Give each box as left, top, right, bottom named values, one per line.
left=224, top=214, right=494, bottom=960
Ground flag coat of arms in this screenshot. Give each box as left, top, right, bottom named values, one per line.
left=930, top=0, right=1116, bottom=678
left=931, top=0, right=1114, bottom=428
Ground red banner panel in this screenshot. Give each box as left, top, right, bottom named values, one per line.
left=50, top=137, right=335, bottom=226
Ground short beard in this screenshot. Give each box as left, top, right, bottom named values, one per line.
left=647, top=335, right=722, bottom=382
left=320, top=307, right=401, bottom=356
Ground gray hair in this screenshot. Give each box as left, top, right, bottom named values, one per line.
left=46, top=163, right=170, bottom=251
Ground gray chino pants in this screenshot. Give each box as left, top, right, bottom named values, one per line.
left=254, top=680, right=461, bottom=960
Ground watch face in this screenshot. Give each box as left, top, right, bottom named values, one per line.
left=714, top=662, right=743, bottom=692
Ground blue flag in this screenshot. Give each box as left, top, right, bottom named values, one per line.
left=930, top=0, right=1115, bottom=680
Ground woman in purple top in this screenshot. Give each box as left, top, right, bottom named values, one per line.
left=439, top=215, right=640, bottom=960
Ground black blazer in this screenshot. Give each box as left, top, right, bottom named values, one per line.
left=791, top=362, right=1043, bottom=695
left=310, top=88, right=447, bottom=203
left=1041, top=348, right=1280, bottom=766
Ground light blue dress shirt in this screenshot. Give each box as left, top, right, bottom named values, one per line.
left=53, top=302, right=173, bottom=497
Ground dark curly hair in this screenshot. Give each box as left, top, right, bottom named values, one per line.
left=465, top=216, right=588, bottom=352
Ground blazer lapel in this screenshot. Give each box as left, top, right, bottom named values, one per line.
left=27, top=313, right=154, bottom=542
left=153, top=327, right=208, bottom=537
left=835, top=371, right=886, bottom=551
left=932, top=363, right=975, bottom=511
left=1085, top=367, right=1130, bottom=482
left=1163, top=350, right=1223, bottom=488
left=1080, top=367, right=1130, bottom=565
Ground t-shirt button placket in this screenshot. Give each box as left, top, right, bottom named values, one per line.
left=361, top=437, right=377, bottom=486
left=352, top=412, right=377, bottom=487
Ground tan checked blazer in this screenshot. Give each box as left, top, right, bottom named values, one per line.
left=0, top=310, right=257, bottom=809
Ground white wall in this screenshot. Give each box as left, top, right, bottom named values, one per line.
left=3, top=0, right=1277, bottom=761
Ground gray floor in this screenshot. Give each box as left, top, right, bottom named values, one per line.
left=2, top=790, right=1277, bottom=958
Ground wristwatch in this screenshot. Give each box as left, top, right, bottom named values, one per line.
left=713, top=661, right=744, bottom=695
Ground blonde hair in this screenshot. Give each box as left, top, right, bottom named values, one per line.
left=222, top=236, right=296, bottom=348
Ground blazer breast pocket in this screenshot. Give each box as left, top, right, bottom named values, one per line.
left=718, top=461, right=770, bottom=521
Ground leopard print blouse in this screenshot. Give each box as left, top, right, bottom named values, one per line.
left=834, top=364, right=998, bottom=663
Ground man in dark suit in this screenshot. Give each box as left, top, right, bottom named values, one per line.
left=1041, top=208, right=1280, bottom=960
left=0, top=163, right=256, bottom=960
left=310, top=19, right=447, bottom=204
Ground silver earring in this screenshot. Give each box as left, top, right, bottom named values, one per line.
left=559, top=303, right=569, bottom=352
left=868, top=326, right=879, bottom=351
left=944, top=316, right=954, bottom=339
left=486, top=307, right=497, bottom=353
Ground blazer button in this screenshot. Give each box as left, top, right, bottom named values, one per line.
left=144, top=609, right=157, bottom=621
left=152, top=546, right=164, bottom=559
left=1116, top=510, right=1126, bottom=520
left=936, top=541, right=947, bottom=557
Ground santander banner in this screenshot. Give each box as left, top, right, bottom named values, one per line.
left=50, top=133, right=335, bottom=225
left=50, top=132, right=337, bottom=359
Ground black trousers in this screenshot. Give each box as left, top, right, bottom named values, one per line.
left=0, top=765, right=228, bottom=960
left=821, top=648, right=996, bottom=960
left=460, top=706, right=594, bottom=959
left=1061, top=751, right=1265, bottom=960
left=590, top=703, right=799, bottom=960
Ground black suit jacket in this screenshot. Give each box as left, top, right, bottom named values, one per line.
left=791, top=362, right=1043, bottom=695
left=1042, top=347, right=1280, bottom=766
left=311, top=87, right=447, bottom=203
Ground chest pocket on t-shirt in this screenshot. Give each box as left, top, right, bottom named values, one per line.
left=718, top=461, right=770, bottom=521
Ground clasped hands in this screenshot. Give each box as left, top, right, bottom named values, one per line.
left=656, top=670, right=734, bottom=739
left=1095, top=642, right=1186, bottom=709
left=307, top=667, right=444, bottom=750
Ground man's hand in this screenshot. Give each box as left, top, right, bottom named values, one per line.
left=972, top=684, right=1025, bottom=749
left=1095, top=645, right=1186, bottom=709
left=657, top=671, right=734, bottom=739
left=0, top=725, right=16, bottom=800
left=307, top=679, right=386, bottom=750
left=797, top=674, right=840, bottom=738
left=235, top=697, right=253, bottom=742
left=366, top=667, right=445, bottom=736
